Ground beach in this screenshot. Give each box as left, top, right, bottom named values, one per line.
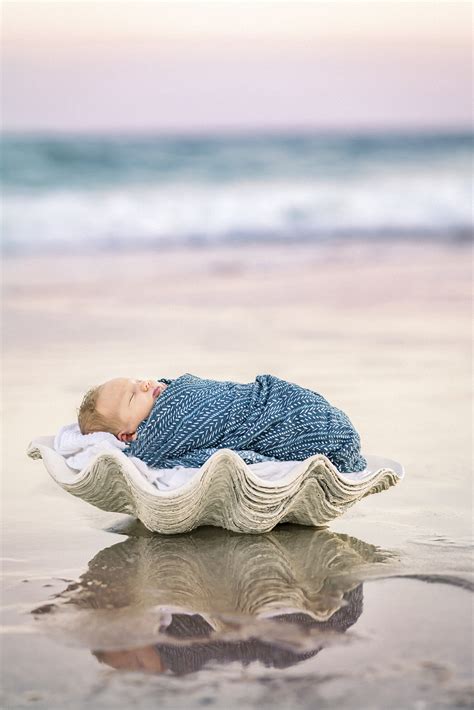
left=1, top=238, right=472, bottom=708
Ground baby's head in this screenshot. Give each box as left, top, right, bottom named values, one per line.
left=78, top=378, right=165, bottom=442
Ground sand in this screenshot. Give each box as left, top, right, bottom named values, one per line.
left=1, top=238, right=473, bottom=708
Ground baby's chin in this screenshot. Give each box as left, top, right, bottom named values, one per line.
left=136, top=406, right=156, bottom=429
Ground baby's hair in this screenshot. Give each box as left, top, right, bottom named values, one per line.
left=77, top=385, right=122, bottom=436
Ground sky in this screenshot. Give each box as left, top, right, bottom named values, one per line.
left=1, top=0, right=472, bottom=133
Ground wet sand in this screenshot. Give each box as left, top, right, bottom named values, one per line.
left=1, top=239, right=473, bottom=708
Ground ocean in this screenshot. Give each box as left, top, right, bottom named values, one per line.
left=1, top=131, right=472, bottom=254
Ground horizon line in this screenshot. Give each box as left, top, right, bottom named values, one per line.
left=2, top=124, right=473, bottom=139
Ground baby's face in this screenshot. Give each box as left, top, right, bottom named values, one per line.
left=96, top=378, right=166, bottom=441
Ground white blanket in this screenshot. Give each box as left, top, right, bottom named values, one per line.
left=53, top=423, right=400, bottom=492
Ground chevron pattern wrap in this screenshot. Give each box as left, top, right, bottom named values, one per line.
left=125, top=373, right=367, bottom=474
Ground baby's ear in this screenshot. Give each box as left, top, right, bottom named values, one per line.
left=117, top=431, right=137, bottom=443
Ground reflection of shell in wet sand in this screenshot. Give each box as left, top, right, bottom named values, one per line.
left=27, top=441, right=402, bottom=533
left=32, top=527, right=391, bottom=655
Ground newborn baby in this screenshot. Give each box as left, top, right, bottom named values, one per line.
left=78, top=373, right=367, bottom=473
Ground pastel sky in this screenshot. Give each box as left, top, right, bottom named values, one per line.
left=2, top=0, right=472, bottom=133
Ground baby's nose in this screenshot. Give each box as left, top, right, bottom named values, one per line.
left=139, top=380, right=151, bottom=392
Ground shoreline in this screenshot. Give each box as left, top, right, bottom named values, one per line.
left=3, top=230, right=472, bottom=260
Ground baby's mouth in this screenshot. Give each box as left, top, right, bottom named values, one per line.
left=152, top=386, right=163, bottom=398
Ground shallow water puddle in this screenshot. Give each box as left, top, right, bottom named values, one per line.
left=29, top=527, right=386, bottom=658
left=2, top=526, right=472, bottom=708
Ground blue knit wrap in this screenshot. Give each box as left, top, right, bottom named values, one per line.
left=124, top=373, right=367, bottom=473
